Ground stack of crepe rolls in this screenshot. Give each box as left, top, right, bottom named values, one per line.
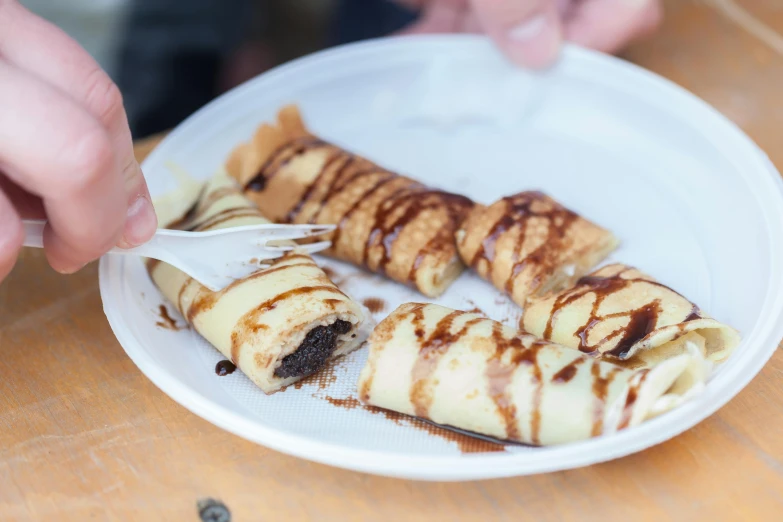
left=456, top=191, right=619, bottom=308
left=522, top=264, right=741, bottom=370
left=358, top=303, right=708, bottom=446
left=148, top=172, right=367, bottom=394
left=225, top=105, right=474, bottom=298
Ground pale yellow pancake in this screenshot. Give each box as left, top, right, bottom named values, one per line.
left=148, top=172, right=367, bottom=393
left=358, top=303, right=708, bottom=446
left=522, top=264, right=740, bottom=366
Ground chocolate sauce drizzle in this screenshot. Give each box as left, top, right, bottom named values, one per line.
left=542, top=267, right=699, bottom=358
left=155, top=304, right=184, bottom=331
left=486, top=326, right=537, bottom=443
left=409, top=310, right=484, bottom=417
left=242, top=136, right=473, bottom=287
left=324, top=395, right=510, bottom=453
left=363, top=305, right=652, bottom=445
left=215, top=360, right=237, bottom=376
left=617, top=369, right=650, bottom=429
left=228, top=285, right=346, bottom=363
left=287, top=154, right=352, bottom=223
left=404, top=305, right=549, bottom=444
left=153, top=172, right=358, bottom=380
left=366, top=189, right=471, bottom=277
left=590, top=363, right=623, bottom=436
left=361, top=297, right=386, bottom=314
left=163, top=175, right=265, bottom=235
left=184, top=207, right=261, bottom=232
left=551, top=357, right=585, bottom=384
left=469, top=192, right=579, bottom=296
left=244, top=136, right=327, bottom=192
left=684, top=305, right=702, bottom=322
left=165, top=193, right=202, bottom=231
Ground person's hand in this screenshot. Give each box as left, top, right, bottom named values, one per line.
left=0, top=0, right=157, bottom=282
left=397, top=0, right=662, bottom=68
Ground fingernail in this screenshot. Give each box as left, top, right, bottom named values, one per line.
left=504, top=13, right=561, bottom=69
left=121, top=196, right=157, bottom=248
left=58, top=261, right=88, bottom=275
left=622, top=0, right=651, bottom=8
left=508, top=15, right=548, bottom=42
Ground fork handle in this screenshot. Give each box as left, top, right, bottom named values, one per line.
left=22, top=219, right=46, bottom=248
left=22, top=219, right=167, bottom=260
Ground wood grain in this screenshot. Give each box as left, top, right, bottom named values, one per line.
left=2, top=1, right=783, bottom=520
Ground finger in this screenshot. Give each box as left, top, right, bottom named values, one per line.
left=0, top=1, right=128, bottom=136
left=0, top=0, right=157, bottom=248
left=470, top=0, right=563, bottom=68
left=398, top=0, right=466, bottom=34
left=0, top=188, right=24, bottom=283
left=394, top=0, right=466, bottom=10
left=0, top=173, right=45, bottom=219
left=0, top=60, right=126, bottom=273
left=395, top=0, right=427, bottom=9
left=457, top=8, right=483, bottom=33
left=564, top=0, right=662, bottom=53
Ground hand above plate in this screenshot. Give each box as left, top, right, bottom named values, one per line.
left=397, top=0, right=662, bottom=68
left=103, top=36, right=783, bottom=479
left=0, top=0, right=158, bottom=281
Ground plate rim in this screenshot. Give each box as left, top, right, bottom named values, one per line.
left=102, top=34, right=783, bottom=481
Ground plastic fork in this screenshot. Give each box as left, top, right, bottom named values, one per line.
left=22, top=219, right=334, bottom=292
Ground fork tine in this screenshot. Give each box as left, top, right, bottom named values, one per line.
left=298, top=224, right=336, bottom=236
left=253, top=224, right=335, bottom=243
left=257, top=231, right=331, bottom=243
left=263, top=240, right=332, bottom=255
left=292, top=241, right=332, bottom=255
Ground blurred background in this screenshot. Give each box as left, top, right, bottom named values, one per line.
left=21, top=0, right=418, bottom=139
left=19, top=0, right=783, bottom=153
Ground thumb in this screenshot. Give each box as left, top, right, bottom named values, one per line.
left=470, top=0, right=563, bottom=68
left=117, top=157, right=157, bottom=249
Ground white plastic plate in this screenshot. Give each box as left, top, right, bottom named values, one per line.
left=100, top=35, right=783, bottom=481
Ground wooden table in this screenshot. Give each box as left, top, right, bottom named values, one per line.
left=2, top=1, right=783, bottom=520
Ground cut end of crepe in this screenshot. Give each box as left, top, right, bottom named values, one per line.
left=277, top=104, right=310, bottom=136
left=226, top=104, right=313, bottom=189
left=628, top=341, right=711, bottom=427
left=631, top=320, right=741, bottom=365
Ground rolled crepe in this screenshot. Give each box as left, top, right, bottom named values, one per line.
left=521, top=264, right=741, bottom=365
left=358, top=303, right=707, bottom=446
left=225, top=105, right=474, bottom=298
left=456, top=191, right=619, bottom=307
left=148, top=172, right=367, bottom=393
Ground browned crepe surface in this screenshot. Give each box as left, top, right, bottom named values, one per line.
left=457, top=191, right=618, bottom=306
left=226, top=105, right=474, bottom=298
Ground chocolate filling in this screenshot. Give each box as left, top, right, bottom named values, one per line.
left=275, top=320, right=352, bottom=378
